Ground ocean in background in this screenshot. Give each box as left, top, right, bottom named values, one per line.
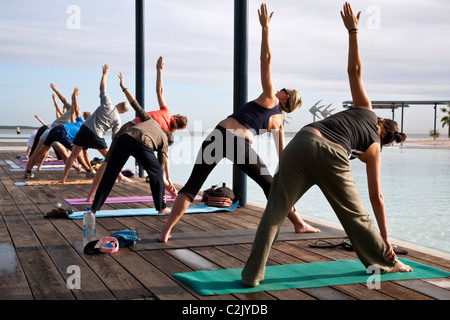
left=4, top=129, right=450, bottom=255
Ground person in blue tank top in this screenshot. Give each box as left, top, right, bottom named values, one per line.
left=242, top=2, right=412, bottom=287
left=158, top=3, right=319, bottom=243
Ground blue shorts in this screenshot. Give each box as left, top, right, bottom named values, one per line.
left=44, top=126, right=73, bottom=150
left=72, top=124, right=108, bottom=150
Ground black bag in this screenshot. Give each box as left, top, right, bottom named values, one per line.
left=202, top=183, right=234, bottom=207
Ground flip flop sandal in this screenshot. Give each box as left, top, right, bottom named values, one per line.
left=45, top=208, right=72, bottom=219
left=392, top=244, right=408, bottom=255
left=309, top=239, right=347, bottom=249
left=45, top=209, right=60, bottom=218
left=342, top=239, right=354, bottom=251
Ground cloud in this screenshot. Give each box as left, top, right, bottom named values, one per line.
left=0, top=0, right=449, bottom=133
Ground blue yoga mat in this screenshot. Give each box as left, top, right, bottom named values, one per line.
left=68, top=201, right=239, bottom=219
left=173, top=258, right=450, bottom=296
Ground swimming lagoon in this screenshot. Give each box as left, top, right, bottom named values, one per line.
left=5, top=129, right=449, bottom=255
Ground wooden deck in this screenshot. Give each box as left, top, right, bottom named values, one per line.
left=1, top=138, right=449, bottom=305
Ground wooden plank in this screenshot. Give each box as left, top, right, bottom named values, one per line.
left=26, top=202, right=116, bottom=300
left=110, top=248, right=194, bottom=300
left=1, top=204, right=74, bottom=299
left=2, top=148, right=449, bottom=301
left=393, top=279, right=450, bottom=300
left=131, top=225, right=346, bottom=251
left=49, top=209, right=154, bottom=300
left=0, top=203, right=33, bottom=299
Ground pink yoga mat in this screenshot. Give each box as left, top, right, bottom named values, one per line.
left=16, top=160, right=64, bottom=166
left=65, top=195, right=202, bottom=205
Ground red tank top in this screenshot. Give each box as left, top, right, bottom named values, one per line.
left=134, top=105, right=172, bottom=131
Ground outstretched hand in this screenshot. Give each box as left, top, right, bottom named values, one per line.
left=118, top=72, right=126, bottom=90
left=165, top=180, right=178, bottom=198
left=156, top=56, right=164, bottom=71
left=102, top=64, right=109, bottom=75
left=384, top=241, right=397, bottom=263
left=340, top=2, right=361, bottom=31
left=258, top=3, right=273, bottom=28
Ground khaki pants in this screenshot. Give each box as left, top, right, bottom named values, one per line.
left=241, top=130, right=396, bottom=286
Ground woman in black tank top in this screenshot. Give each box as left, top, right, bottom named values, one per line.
left=158, top=4, right=317, bottom=243
left=242, top=2, right=412, bottom=287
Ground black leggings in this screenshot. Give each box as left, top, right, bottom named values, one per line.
left=179, top=125, right=273, bottom=203
left=92, top=134, right=166, bottom=211
left=29, top=125, right=48, bottom=157
left=29, top=125, right=63, bottom=160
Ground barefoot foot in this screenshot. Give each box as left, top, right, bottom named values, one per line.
left=158, top=208, right=171, bottom=214
left=118, top=176, right=132, bottom=183
left=390, top=260, right=413, bottom=273
left=157, top=233, right=172, bottom=243
left=294, top=222, right=321, bottom=233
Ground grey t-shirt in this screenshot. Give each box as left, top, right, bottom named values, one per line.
left=308, top=107, right=380, bottom=159
left=83, top=91, right=121, bottom=138
left=50, top=102, right=73, bottom=127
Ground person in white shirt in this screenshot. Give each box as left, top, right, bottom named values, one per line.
left=59, top=64, right=130, bottom=183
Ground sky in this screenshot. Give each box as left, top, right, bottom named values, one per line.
left=0, top=0, right=449, bottom=134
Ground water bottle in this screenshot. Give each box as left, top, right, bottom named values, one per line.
left=135, top=163, right=139, bottom=178
left=82, top=207, right=96, bottom=247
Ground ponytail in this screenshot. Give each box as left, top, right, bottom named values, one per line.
left=379, top=118, right=407, bottom=146
left=282, top=89, right=303, bottom=113
left=393, top=131, right=407, bottom=144
left=170, top=115, right=188, bottom=132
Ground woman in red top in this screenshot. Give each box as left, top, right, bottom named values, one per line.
left=131, top=57, right=187, bottom=132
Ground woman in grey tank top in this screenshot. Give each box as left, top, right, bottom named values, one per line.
left=242, top=2, right=412, bottom=287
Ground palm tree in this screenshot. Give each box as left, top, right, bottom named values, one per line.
left=441, top=104, right=450, bottom=138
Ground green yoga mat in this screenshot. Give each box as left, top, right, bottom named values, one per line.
left=68, top=201, right=239, bottom=219
left=173, top=258, right=450, bottom=296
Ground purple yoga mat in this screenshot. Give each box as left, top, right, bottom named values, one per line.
left=65, top=195, right=202, bottom=205
left=16, top=160, right=64, bottom=166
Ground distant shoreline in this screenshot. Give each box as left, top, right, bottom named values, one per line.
left=399, top=137, right=450, bottom=149
left=2, top=126, right=449, bottom=148
left=0, top=126, right=38, bottom=129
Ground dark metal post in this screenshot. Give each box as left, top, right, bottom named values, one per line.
left=233, top=0, right=248, bottom=206
left=401, top=103, right=405, bottom=133
left=434, top=103, right=437, bottom=140
left=136, top=0, right=145, bottom=176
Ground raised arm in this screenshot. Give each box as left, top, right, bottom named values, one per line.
left=118, top=72, right=151, bottom=123
left=52, top=92, right=64, bottom=118
left=118, top=72, right=135, bottom=103
left=258, top=3, right=275, bottom=100
left=156, top=56, right=167, bottom=109
left=34, top=115, right=46, bottom=126
left=340, top=2, right=371, bottom=110
left=70, top=87, right=81, bottom=122
left=360, top=142, right=396, bottom=263
left=100, top=64, right=109, bottom=92
left=50, top=83, right=68, bottom=105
